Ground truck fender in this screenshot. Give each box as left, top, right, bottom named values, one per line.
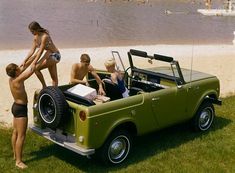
left=193, top=90, right=220, bottom=116
left=101, top=118, right=137, bottom=147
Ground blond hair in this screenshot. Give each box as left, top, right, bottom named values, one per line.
left=104, top=57, right=116, bottom=67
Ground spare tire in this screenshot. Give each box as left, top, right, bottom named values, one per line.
left=37, top=86, right=68, bottom=129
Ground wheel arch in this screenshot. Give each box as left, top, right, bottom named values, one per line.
left=193, top=90, right=218, bottom=117
left=99, top=119, right=137, bottom=149
left=111, top=121, right=138, bottom=137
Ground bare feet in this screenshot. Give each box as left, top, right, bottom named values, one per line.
left=16, top=162, right=28, bottom=169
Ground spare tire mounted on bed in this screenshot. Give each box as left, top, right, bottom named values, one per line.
left=38, top=86, right=68, bottom=129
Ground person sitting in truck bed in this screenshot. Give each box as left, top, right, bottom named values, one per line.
left=104, top=57, right=129, bottom=98
left=70, top=54, right=105, bottom=95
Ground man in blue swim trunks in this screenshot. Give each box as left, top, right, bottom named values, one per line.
left=6, top=63, right=35, bottom=169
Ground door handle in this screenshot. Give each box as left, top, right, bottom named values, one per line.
left=152, top=97, right=160, bottom=101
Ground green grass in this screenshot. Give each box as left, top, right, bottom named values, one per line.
left=1, top=96, right=235, bottom=173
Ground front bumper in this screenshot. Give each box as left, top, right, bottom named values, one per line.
left=207, top=98, right=222, bottom=105
left=29, top=124, right=95, bottom=156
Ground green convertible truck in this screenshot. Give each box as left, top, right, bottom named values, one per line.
left=30, top=49, right=222, bottom=165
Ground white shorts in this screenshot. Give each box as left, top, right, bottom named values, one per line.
left=50, top=52, right=61, bottom=63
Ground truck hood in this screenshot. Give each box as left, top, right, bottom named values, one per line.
left=181, top=68, right=215, bottom=83
left=146, top=67, right=215, bottom=83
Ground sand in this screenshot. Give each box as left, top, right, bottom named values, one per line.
left=1, top=44, right=235, bottom=126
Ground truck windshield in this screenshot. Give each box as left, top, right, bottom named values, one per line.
left=132, top=57, right=177, bottom=79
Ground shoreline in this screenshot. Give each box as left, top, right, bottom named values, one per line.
left=1, top=44, right=235, bottom=126
left=0, top=40, right=233, bottom=52
left=0, top=42, right=233, bottom=52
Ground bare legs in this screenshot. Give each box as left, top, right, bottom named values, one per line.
left=48, top=63, right=58, bottom=86
left=35, top=52, right=59, bottom=88
left=23, top=51, right=59, bottom=88
left=35, top=70, right=47, bottom=88
left=12, top=117, right=28, bottom=169
left=11, top=122, right=17, bottom=160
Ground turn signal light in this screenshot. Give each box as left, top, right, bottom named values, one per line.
left=79, top=111, right=86, bottom=121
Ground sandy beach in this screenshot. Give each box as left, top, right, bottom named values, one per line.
left=1, top=44, right=235, bottom=126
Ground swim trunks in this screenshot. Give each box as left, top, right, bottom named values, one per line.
left=50, top=52, right=61, bottom=63
left=11, top=102, right=28, bottom=118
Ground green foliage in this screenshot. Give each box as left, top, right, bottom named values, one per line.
left=1, top=96, right=235, bottom=173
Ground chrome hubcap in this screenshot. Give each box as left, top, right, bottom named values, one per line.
left=199, top=108, right=212, bottom=129
left=110, top=139, right=126, bottom=160
left=39, top=94, right=56, bottom=123
left=108, top=135, right=130, bottom=163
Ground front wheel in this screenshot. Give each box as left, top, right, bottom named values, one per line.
left=192, top=101, right=215, bottom=131
left=99, top=130, right=132, bottom=165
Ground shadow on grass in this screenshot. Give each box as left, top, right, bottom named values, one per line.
left=27, top=116, right=231, bottom=172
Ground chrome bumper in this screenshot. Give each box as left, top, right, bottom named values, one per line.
left=29, top=124, right=95, bottom=156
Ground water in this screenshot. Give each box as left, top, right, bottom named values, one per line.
left=0, top=0, right=235, bottom=50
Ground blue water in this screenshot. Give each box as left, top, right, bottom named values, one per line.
left=0, top=0, right=235, bottom=50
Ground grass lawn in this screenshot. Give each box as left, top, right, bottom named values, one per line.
left=0, top=96, right=235, bottom=173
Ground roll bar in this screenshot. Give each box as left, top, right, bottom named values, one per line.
left=130, top=49, right=147, bottom=57
left=129, top=49, right=173, bottom=63
left=154, top=54, right=173, bottom=62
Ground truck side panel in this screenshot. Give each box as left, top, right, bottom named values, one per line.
left=74, top=94, right=159, bottom=149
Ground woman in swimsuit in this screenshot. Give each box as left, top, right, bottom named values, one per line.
left=22, top=21, right=61, bottom=88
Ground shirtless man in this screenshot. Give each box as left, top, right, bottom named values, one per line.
left=70, top=54, right=105, bottom=95
left=6, top=63, right=35, bottom=169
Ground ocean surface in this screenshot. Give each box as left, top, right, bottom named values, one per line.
left=0, top=0, right=235, bottom=50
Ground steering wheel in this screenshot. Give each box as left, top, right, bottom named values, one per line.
left=123, top=66, right=132, bottom=88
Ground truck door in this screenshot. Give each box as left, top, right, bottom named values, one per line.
left=151, top=86, right=188, bottom=129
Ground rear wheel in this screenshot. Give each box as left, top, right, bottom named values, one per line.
left=192, top=101, right=214, bottom=131
left=99, top=130, right=132, bottom=165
